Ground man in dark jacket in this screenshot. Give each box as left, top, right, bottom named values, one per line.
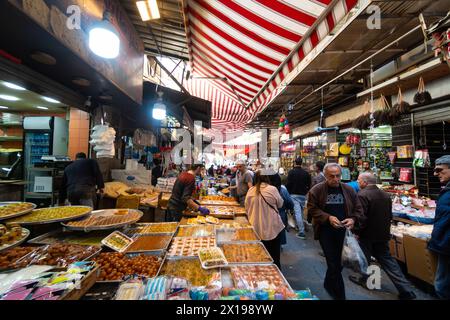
left=349, top=173, right=416, bottom=300
left=151, top=159, right=163, bottom=186
left=307, top=163, right=363, bottom=300
left=287, top=157, right=311, bottom=239
left=428, top=155, right=450, bottom=299
left=59, top=152, right=104, bottom=208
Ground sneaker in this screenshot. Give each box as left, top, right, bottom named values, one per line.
left=296, top=232, right=306, bottom=240
left=348, top=275, right=369, bottom=290
left=398, top=291, right=416, bottom=300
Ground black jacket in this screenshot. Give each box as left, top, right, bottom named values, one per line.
left=286, top=166, right=311, bottom=195
left=357, top=185, right=391, bottom=242
left=59, top=159, right=104, bottom=203
left=428, top=183, right=450, bottom=256
left=151, top=165, right=163, bottom=186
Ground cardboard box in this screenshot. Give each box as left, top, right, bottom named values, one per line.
left=403, top=234, right=438, bottom=285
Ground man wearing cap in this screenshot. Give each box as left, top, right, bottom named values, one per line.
left=429, top=155, right=450, bottom=299
left=231, top=160, right=253, bottom=206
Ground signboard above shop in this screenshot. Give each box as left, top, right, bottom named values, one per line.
left=6, top=0, right=144, bottom=105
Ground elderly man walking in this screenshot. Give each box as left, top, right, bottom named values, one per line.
left=349, top=172, right=416, bottom=300
left=428, top=155, right=450, bottom=299
left=307, top=163, right=363, bottom=300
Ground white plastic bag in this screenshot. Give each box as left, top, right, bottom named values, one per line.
left=341, top=229, right=368, bottom=274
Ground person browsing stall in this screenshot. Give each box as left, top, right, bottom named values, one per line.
left=230, top=160, right=253, bottom=206
left=166, top=164, right=210, bottom=222
left=306, top=163, right=363, bottom=300
left=59, top=152, right=104, bottom=208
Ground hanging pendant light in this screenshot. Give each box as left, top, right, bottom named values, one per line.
left=153, top=91, right=166, bottom=120
left=89, top=11, right=120, bottom=59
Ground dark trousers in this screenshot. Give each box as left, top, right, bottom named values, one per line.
left=359, top=240, right=413, bottom=295
left=67, top=186, right=96, bottom=208
left=262, top=232, right=282, bottom=270
left=435, top=253, right=450, bottom=299
left=319, top=226, right=346, bottom=300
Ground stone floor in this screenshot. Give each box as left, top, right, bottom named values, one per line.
left=280, top=227, right=436, bottom=300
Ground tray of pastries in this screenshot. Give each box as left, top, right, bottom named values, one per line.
left=93, top=252, right=164, bottom=282
left=62, top=209, right=142, bottom=231
left=199, top=196, right=240, bottom=206
left=198, top=247, right=228, bottom=269
left=220, top=243, right=273, bottom=264
left=185, top=215, right=220, bottom=225
left=27, top=230, right=111, bottom=246
left=124, top=222, right=178, bottom=236
left=206, top=206, right=236, bottom=219
left=0, top=224, right=30, bottom=252
left=176, top=225, right=215, bottom=238
left=6, top=206, right=92, bottom=225
left=0, top=246, right=37, bottom=271
left=216, top=228, right=260, bottom=243
left=125, top=234, right=173, bottom=253
left=159, top=258, right=221, bottom=287
left=167, top=236, right=216, bottom=257
left=228, top=265, right=294, bottom=293
left=0, top=202, right=36, bottom=221
left=14, top=243, right=101, bottom=268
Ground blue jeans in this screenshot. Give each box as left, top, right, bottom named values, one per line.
left=291, top=194, right=306, bottom=234
left=435, top=253, right=450, bottom=299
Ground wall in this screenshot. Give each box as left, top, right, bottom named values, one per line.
left=68, top=108, right=90, bottom=160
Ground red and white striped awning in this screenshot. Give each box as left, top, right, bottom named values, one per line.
left=182, top=0, right=358, bottom=131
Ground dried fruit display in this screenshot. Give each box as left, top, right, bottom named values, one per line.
left=160, top=258, right=220, bottom=287
left=14, top=243, right=100, bottom=267
left=125, top=235, right=172, bottom=252
left=6, top=206, right=91, bottom=224
left=0, top=246, right=36, bottom=270
left=93, top=252, right=162, bottom=281
left=177, top=225, right=215, bottom=238
left=221, top=243, right=272, bottom=264
left=230, top=265, right=293, bottom=292
left=0, top=202, right=35, bottom=219
left=125, top=222, right=178, bottom=236
left=167, top=237, right=216, bottom=257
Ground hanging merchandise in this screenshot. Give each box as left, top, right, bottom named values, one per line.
left=393, top=87, right=410, bottom=115
left=388, top=152, right=397, bottom=164
left=327, top=143, right=339, bottom=157
left=352, top=101, right=371, bottom=130
left=345, top=134, right=360, bottom=146
left=338, top=156, right=349, bottom=167
left=341, top=167, right=351, bottom=181
left=414, top=77, right=432, bottom=105
left=278, top=115, right=286, bottom=133
left=443, top=121, right=448, bottom=151
left=399, top=168, right=413, bottom=183
left=413, top=149, right=431, bottom=168
left=397, top=145, right=414, bottom=159
left=90, top=124, right=116, bottom=158
left=284, top=118, right=291, bottom=134
left=133, top=129, right=156, bottom=147
left=378, top=94, right=399, bottom=126
left=339, top=143, right=352, bottom=155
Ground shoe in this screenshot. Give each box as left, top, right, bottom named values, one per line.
left=348, top=275, right=369, bottom=290
left=318, top=251, right=325, bottom=257
left=398, top=291, right=416, bottom=300
left=296, top=232, right=306, bottom=240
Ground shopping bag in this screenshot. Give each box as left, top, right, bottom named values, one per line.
left=341, top=229, right=368, bottom=274
left=287, top=211, right=296, bottom=229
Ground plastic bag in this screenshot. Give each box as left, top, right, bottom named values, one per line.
left=341, top=229, right=368, bottom=274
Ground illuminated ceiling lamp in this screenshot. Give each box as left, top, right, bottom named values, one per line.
left=88, top=11, right=120, bottom=59
left=152, top=91, right=166, bottom=120
left=136, top=0, right=160, bottom=21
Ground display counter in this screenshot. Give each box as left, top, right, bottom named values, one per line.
left=0, top=180, right=26, bottom=201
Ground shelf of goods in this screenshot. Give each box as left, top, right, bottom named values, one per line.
left=0, top=201, right=316, bottom=300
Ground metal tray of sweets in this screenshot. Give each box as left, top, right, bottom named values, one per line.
left=215, top=227, right=261, bottom=244
left=221, top=264, right=294, bottom=293
left=166, top=235, right=217, bottom=258
left=175, top=224, right=216, bottom=238
left=0, top=228, right=30, bottom=253
left=95, top=250, right=167, bottom=284
left=0, top=202, right=37, bottom=221
left=27, top=229, right=111, bottom=246
left=219, top=242, right=274, bottom=265
left=124, top=222, right=179, bottom=236
left=6, top=206, right=93, bottom=226
left=61, top=209, right=143, bottom=231
left=125, top=233, right=174, bottom=253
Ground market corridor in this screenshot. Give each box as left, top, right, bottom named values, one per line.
left=281, top=228, right=436, bottom=300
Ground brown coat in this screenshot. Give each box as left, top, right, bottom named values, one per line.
left=306, top=181, right=364, bottom=240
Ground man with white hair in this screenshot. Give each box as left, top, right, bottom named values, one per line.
left=349, top=172, right=416, bottom=300
left=428, top=155, right=450, bottom=299
left=307, top=163, right=363, bottom=300
left=231, top=160, right=253, bottom=206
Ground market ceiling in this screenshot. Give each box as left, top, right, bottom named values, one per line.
left=125, top=0, right=358, bottom=132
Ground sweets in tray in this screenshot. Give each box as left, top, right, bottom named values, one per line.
left=216, top=228, right=259, bottom=242
left=186, top=216, right=219, bottom=225
left=198, top=247, right=228, bottom=269
left=125, top=235, right=172, bottom=252
left=28, top=230, right=111, bottom=246
left=176, top=225, right=215, bottom=237
left=160, top=258, right=221, bottom=287
left=101, top=231, right=133, bottom=252
left=125, top=222, right=178, bottom=236
left=230, top=265, right=293, bottom=292
left=64, top=209, right=141, bottom=229
left=0, top=246, right=36, bottom=270
left=93, top=252, right=163, bottom=281
left=0, top=224, right=29, bottom=248
left=0, top=202, right=35, bottom=219
left=6, top=206, right=91, bottom=224
left=167, top=237, right=216, bottom=257
left=221, top=243, right=272, bottom=264
left=14, top=243, right=100, bottom=268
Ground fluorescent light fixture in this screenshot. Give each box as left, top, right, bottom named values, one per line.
left=136, top=0, right=160, bottom=21
left=89, top=11, right=120, bottom=59
left=42, top=96, right=61, bottom=104
left=2, top=81, right=26, bottom=91
left=0, top=106, right=8, bottom=109
left=0, top=95, right=20, bottom=101
left=36, top=106, right=49, bottom=110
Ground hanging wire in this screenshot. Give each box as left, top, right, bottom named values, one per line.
left=369, top=59, right=375, bottom=131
